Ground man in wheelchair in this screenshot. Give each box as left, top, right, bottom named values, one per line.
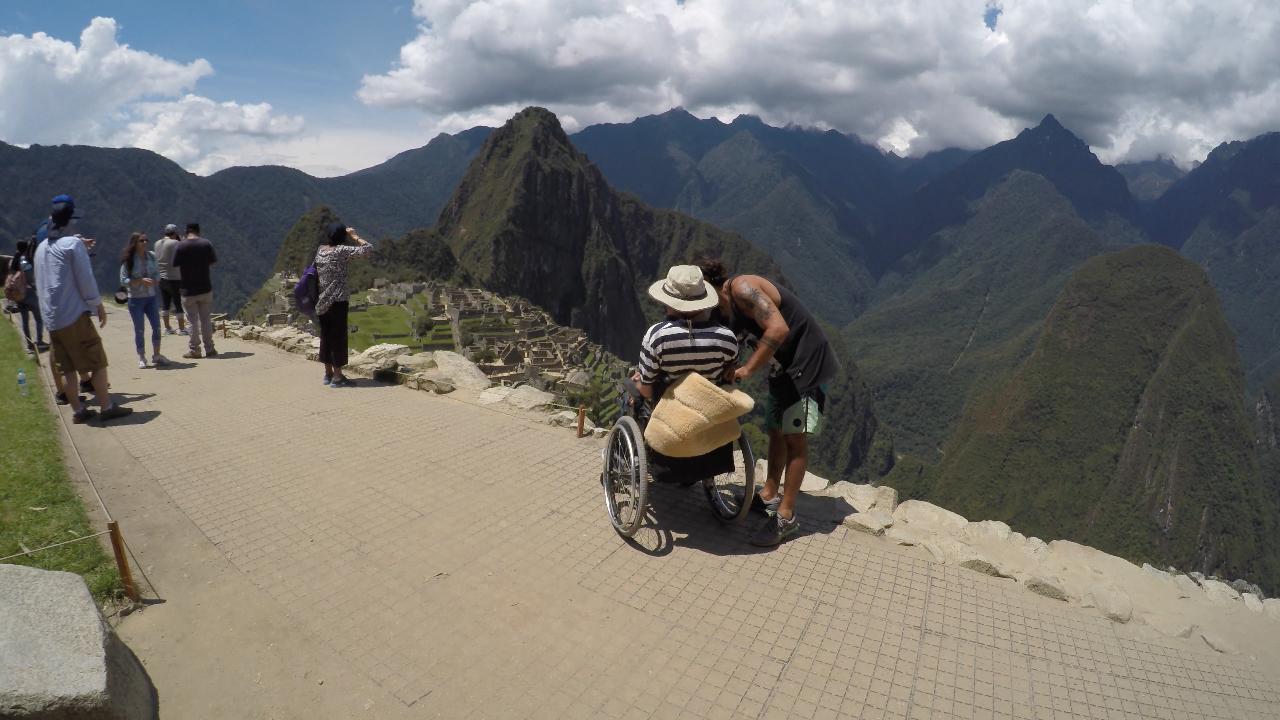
left=625, top=265, right=739, bottom=483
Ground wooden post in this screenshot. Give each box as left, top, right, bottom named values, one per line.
left=107, top=521, right=140, bottom=602
left=576, top=405, right=587, bottom=438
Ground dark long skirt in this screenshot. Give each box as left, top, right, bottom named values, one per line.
left=317, top=301, right=349, bottom=367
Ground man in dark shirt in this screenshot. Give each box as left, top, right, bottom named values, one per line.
left=696, top=258, right=839, bottom=547
left=173, top=222, right=218, bottom=358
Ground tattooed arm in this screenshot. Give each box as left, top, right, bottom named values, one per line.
left=731, top=276, right=790, bottom=381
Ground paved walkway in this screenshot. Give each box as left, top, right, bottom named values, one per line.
left=53, top=308, right=1280, bottom=719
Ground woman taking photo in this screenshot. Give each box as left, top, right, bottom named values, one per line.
left=315, top=221, right=371, bottom=387
left=119, top=232, right=168, bottom=368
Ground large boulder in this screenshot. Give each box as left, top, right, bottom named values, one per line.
left=1201, top=579, right=1242, bottom=606
left=432, top=351, right=491, bottom=390
left=396, top=352, right=437, bottom=373
left=0, top=564, right=155, bottom=719
left=479, top=385, right=555, bottom=411
left=892, top=500, right=968, bottom=536
left=347, top=343, right=411, bottom=375
left=816, top=482, right=898, bottom=514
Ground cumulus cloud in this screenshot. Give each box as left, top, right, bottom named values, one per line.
left=0, top=17, right=303, bottom=173
left=360, top=0, right=1280, bottom=165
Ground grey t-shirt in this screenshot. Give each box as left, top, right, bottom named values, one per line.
left=154, top=236, right=182, bottom=281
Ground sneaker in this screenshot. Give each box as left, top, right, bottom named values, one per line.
left=98, top=405, right=134, bottom=422
left=182, top=350, right=202, bottom=359
left=205, top=349, right=219, bottom=357
left=178, top=328, right=189, bottom=336
left=55, top=391, right=69, bottom=405
left=749, top=512, right=800, bottom=547
left=323, top=374, right=332, bottom=386
left=738, top=490, right=781, bottom=516
left=72, top=408, right=98, bottom=424
left=164, top=328, right=176, bottom=336
left=138, top=357, right=148, bottom=369
left=330, top=376, right=354, bottom=388
left=152, top=354, right=169, bottom=366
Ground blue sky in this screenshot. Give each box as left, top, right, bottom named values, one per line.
left=1, top=2, right=1275, bottom=176
left=0, top=1, right=411, bottom=119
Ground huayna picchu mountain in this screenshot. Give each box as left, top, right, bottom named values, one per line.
left=431, top=107, right=777, bottom=360
left=926, top=245, right=1280, bottom=592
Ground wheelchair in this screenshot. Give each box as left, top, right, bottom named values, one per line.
left=601, top=377, right=756, bottom=538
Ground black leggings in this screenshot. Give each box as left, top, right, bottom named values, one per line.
left=317, top=301, right=349, bottom=368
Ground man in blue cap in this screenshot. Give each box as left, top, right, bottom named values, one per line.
left=33, top=194, right=132, bottom=423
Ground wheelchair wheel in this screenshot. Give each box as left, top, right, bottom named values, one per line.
left=602, top=416, right=648, bottom=537
left=702, top=431, right=756, bottom=523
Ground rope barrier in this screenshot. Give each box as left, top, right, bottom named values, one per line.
left=0, top=531, right=112, bottom=563
left=6, top=307, right=142, bottom=601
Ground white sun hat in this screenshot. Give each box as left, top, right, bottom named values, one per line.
left=647, top=265, right=720, bottom=312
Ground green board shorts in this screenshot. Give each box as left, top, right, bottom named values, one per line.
left=765, top=385, right=827, bottom=436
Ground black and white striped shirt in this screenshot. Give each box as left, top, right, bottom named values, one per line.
left=638, top=319, right=738, bottom=386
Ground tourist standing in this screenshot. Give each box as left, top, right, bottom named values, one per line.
left=173, top=223, right=217, bottom=359
left=119, top=232, right=168, bottom=368
left=695, top=258, right=839, bottom=547
left=7, top=238, right=46, bottom=356
left=315, top=222, right=371, bottom=387
left=33, top=194, right=132, bottom=423
left=153, top=223, right=186, bottom=336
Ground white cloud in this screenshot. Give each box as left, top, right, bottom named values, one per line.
left=0, top=17, right=304, bottom=173
left=360, top=0, right=1280, bottom=165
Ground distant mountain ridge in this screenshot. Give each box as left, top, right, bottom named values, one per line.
left=572, top=109, right=900, bottom=323
left=0, top=129, right=488, bottom=311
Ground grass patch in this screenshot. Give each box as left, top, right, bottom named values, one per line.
left=0, top=319, right=121, bottom=600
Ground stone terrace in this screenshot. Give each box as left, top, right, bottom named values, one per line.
left=56, top=309, right=1280, bottom=718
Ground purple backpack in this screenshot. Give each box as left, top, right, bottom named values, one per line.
left=293, top=264, right=320, bottom=318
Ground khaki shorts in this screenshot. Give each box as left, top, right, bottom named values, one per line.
left=50, top=313, right=108, bottom=373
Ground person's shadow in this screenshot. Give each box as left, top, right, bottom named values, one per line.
left=624, top=479, right=856, bottom=558
left=208, top=351, right=253, bottom=360
left=153, top=360, right=195, bottom=370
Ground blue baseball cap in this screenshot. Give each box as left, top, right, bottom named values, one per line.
left=50, top=194, right=78, bottom=224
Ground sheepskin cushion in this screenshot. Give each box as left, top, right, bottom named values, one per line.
left=644, top=373, right=754, bottom=458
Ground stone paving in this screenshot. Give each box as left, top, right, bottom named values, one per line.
left=76, top=312, right=1280, bottom=718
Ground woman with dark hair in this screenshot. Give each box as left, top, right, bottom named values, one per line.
left=8, top=238, right=45, bottom=356
left=315, top=221, right=371, bottom=387
left=119, top=231, right=167, bottom=368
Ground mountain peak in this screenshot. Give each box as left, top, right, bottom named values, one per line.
left=1038, top=113, right=1064, bottom=130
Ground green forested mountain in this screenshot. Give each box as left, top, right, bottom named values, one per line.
left=924, top=246, right=1280, bottom=592
left=572, top=109, right=900, bottom=322
left=845, top=171, right=1119, bottom=458
left=433, top=107, right=776, bottom=359
left=1155, top=134, right=1280, bottom=390
left=0, top=129, right=487, bottom=312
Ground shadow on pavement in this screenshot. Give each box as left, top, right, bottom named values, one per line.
left=627, top=481, right=856, bottom=558
left=152, top=361, right=195, bottom=370
left=98, top=410, right=161, bottom=427
left=209, top=351, right=254, bottom=359
left=113, top=392, right=156, bottom=406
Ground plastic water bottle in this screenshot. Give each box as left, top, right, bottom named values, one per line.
left=17, top=369, right=29, bottom=397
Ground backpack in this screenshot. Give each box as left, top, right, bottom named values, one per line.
left=293, top=264, right=320, bottom=318
left=4, top=270, right=25, bottom=303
